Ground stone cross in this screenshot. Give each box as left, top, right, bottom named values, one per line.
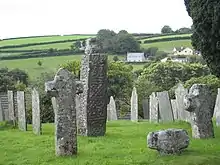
left=17, top=91, right=27, bottom=131
left=78, top=38, right=108, bottom=137
left=184, top=84, right=215, bottom=139
left=175, top=83, right=190, bottom=122
left=45, top=68, right=83, bottom=156
left=107, top=96, right=117, bottom=121
left=32, top=88, right=41, bottom=135
left=130, top=87, right=138, bottom=122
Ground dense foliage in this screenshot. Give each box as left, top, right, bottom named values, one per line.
left=184, top=0, right=220, bottom=77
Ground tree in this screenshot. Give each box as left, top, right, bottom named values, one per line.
left=175, top=27, right=192, bottom=34
left=184, top=0, right=220, bottom=77
left=60, top=60, right=80, bottom=79
left=37, top=60, right=42, bottom=67
left=161, top=25, right=173, bottom=34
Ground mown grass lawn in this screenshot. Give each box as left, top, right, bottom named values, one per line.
left=140, top=34, right=192, bottom=42
left=0, top=120, right=220, bottom=165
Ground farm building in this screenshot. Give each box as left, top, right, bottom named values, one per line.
left=173, top=47, right=193, bottom=56
left=126, top=52, right=145, bottom=62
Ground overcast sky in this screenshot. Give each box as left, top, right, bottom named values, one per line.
left=0, top=0, right=192, bottom=39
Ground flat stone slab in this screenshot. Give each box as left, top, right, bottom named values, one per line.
left=147, top=128, right=190, bottom=155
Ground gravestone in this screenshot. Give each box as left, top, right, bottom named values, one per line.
left=142, top=99, right=149, bottom=119
left=184, top=84, right=215, bottom=139
left=0, top=98, right=3, bottom=121
left=17, top=91, right=27, bottom=131
left=32, top=88, right=41, bottom=135
left=171, top=99, right=178, bottom=120
left=157, top=91, right=174, bottom=122
left=149, top=92, right=159, bottom=123
left=0, top=93, right=9, bottom=121
left=8, top=91, right=16, bottom=125
left=79, top=38, right=108, bottom=137
left=214, top=88, right=220, bottom=126
left=45, top=68, right=83, bottom=156
left=130, top=87, right=138, bottom=122
left=175, top=83, right=190, bottom=122
left=107, top=96, right=117, bottom=121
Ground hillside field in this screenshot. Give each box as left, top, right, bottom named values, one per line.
left=0, top=120, right=220, bottom=165
left=0, top=55, right=130, bottom=79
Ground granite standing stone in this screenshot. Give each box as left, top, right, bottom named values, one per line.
left=0, top=98, right=3, bottom=121
left=32, top=88, right=41, bottom=135
left=149, top=92, right=159, bottom=123
left=45, top=68, right=83, bottom=156
left=175, top=83, right=190, bottom=122
left=8, top=91, right=16, bottom=125
left=17, top=91, right=27, bottom=131
left=214, top=88, right=220, bottom=126
left=79, top=38, right=108, bottom=137
left=142, top=99, right=149, bottom=119
left=171, top=99, right=178, bottom=120
left=130, top=87, right=138, bottom=122
left=107, top=96, right=117, bottom=121
left=157, top=91, right=174, bottom=122
left=184, top=84, right=215, bottom=139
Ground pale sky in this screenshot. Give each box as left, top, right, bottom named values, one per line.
left=0, top=0, right=192, bottom=39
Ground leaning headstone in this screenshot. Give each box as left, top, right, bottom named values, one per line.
left=17, top=91, right=27, bottom=131
left=130, top=87, right=138, bottom=122
left=171, top=99, right=178, bottom=120
left=79, top=38, right=108, bottom=137
left=142, top=99, right=149, bottom=119
left=175, top=83, right=190, bottom=122
left=149, top=92, right=159, bottom=123
left=8, top=91, right=16, bottom=126
left=0, top=98, right=3, bottom=121
left=45, top=68, right=83, bottom=156
left=157, top=91, right=174, bottom=122
left=147, top=128, right=190, bottom=155
left=214, top=88, right=220, bottom=126
left=32, top=88, right=41, bottom=135
left=184, top=84, right=215, bottom=139
left=107, top=96, right=117, bottom=121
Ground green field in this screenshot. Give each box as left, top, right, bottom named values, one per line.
left=141, top=40, right=192, bottom=53
left=0, top=120, right=220, bottom=165
left=0, top=35, right=93, bottom=47
left=141, top=33, right=192, bottom=42
left=0, top=55, right=128, bottom=79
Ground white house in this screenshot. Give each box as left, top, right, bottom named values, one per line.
left=160, top=57, right=188, bottom=63
left=173, top=47, right=193, bottom=56
left=126, top=52, right=145, bottom=62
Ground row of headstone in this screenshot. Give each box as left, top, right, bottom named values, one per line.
left=0, top=90, right=41, bottom=135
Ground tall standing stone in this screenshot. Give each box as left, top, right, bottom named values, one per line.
left=32, top=88, right=41, bottom=135
left=0, top=98, right=3, bottom=121
left=107, top=96, right=117, bottom=121
left=130, top=87, right=138, bottom=122
left=45, top=68, right=83, bottom=156
left=175, top=83, right=190, bottom=122
left=142, top=99, right=149, bottom=119
left=8, top=91, right=16, bottom=126
left=17, top=91, right=27, bottom=131
left=157, top=91, right=174, bottom=122
left=214, top=88, right=220, bottom=126
left=184, top=84, right=215, bottom=139
left=149, top=92, right=159, bottom=123
left=79, top=38, right=108, bottom=137
left=171, top=99, right=178, bottom=120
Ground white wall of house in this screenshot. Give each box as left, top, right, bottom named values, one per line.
left=173, top=47, right=193, bottom=56
left=127, top=52, right=145, bottom=62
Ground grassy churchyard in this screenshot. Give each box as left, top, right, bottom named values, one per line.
left=0, top=120, right=220, bottom=165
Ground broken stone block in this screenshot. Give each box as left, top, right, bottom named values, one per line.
left=147, top=128, right=190, bottom=155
